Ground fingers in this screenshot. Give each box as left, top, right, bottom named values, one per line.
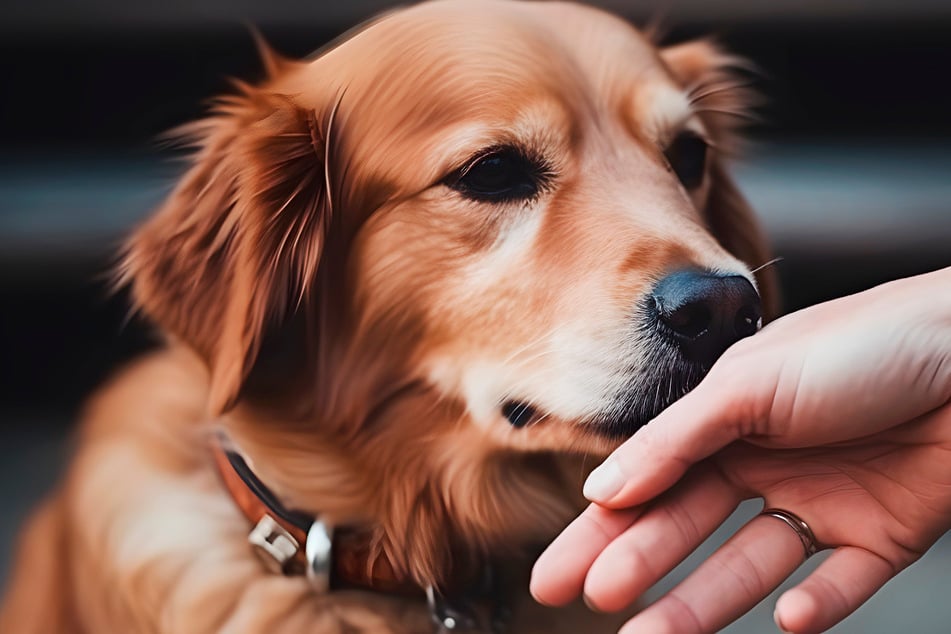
left=584, top=375, right=746, bottom=509
left=617, top=509, right=807, bottom=633
left=774, top=547, right=895, bottom=634
left=530, top=504, right=642, bottom=606
left=583, top=465, right=741, bottom=612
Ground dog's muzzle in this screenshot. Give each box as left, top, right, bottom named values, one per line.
left=597, top=269, right=762, bottom=437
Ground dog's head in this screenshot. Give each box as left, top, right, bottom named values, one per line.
left=123, top=0, right=775, bottom=585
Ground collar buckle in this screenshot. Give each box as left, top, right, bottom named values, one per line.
left=248, top=514, right=300, bottom=574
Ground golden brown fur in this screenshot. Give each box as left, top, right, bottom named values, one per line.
left=1, top=1, right=775, bottom=632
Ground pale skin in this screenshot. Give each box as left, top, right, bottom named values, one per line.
left=531, top=266, right=951, bottom=633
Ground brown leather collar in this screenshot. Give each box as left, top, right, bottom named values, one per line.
left=211, top=441, right=421, bottom=596
left=212, top=438, right=513, bottom=632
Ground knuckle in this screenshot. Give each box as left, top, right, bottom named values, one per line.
left=577, top=510, right=616, bottom=543
left=713, top=541, right=767, bottom=603
left=660, top=501, right=702, bottom=546
left=614, top=533, right=662, bottom=582
left=662, top=591, right=707, bottom=633
left=806, top=571, right=852, bottom=617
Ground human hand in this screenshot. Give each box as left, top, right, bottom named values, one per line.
left=532, top=268, right=951, bottom=633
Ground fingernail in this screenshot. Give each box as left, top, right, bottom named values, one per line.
left=773, top=606, right=790, bottom=633
left=583, top=460, right=624, bottom=501
left=530, top=586, right=553, bottom=607
left=582, top=593, right=605, bottom=613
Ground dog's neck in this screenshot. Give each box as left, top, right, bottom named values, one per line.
left=212, top=440, right=440, bottom=594
left=210, top=437, right=550, bottom=608
left=219, top=436, right=575, bottom=594
left=218, top=398, right=583, bottom=591
left=223, top=395, right=583, bottom=586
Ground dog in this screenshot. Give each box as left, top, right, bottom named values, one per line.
left=0, top=1, right=776, bottom=632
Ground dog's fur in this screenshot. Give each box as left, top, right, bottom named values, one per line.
left=0, top=1, right=775, bottom=632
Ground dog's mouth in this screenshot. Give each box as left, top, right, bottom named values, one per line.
left=594, top=354, right=709, bottom=439
left=499, top=340, right=714, bottom=439
left=500, top=361, right=707, bottom=439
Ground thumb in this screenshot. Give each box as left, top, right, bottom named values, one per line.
left=583, top=372, right=749, bottom=508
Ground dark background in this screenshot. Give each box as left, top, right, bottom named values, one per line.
left=3, top=0, right=951, bottom=430
left=2, top=1, right=950, bottom=631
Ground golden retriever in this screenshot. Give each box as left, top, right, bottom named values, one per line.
left=0, top=1, right=776, bottom=632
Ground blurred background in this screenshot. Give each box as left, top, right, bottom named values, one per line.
left=2, top=1, right=950, bottom=631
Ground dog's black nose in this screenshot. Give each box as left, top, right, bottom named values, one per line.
left=650, top=270, right=761, bottom=366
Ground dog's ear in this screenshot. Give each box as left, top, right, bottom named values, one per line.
left=122, top=86, right=335, bottom=413
left=659, top=39, right=756, bottom=152
left=661, top=40, right=779, bottom=318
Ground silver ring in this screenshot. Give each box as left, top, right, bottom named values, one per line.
left=760, top=508, right=819, bottom=558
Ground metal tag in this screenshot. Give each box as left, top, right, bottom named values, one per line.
left=305, top=518, right=334, bottom=593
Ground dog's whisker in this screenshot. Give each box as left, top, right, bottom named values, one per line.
left=322, top=88, right=346, bottom=218
left=507, top=348, right=559, bottom=371
left=750, top=256, right=784, bottom=275
left=499, top=334, right=554, bottom=366
left=691, top=106, right=760, bottom=121
left=531, top=411, right=553, bottom=427
left=688, top=80, right=756, bottom=105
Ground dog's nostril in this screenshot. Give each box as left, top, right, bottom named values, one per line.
left=734, top=305, right=760, bottom=338
left=502, top=401, right=537, bottom=428
left=663, top=302, right=712, bottom=339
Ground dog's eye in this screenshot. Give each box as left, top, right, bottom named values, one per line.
left=664, top=131, right=708, bottom=190
left=449, top=148, right=545, bottom=202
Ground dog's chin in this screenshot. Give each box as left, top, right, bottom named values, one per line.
left=592, top=348, right=710, bottom=440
